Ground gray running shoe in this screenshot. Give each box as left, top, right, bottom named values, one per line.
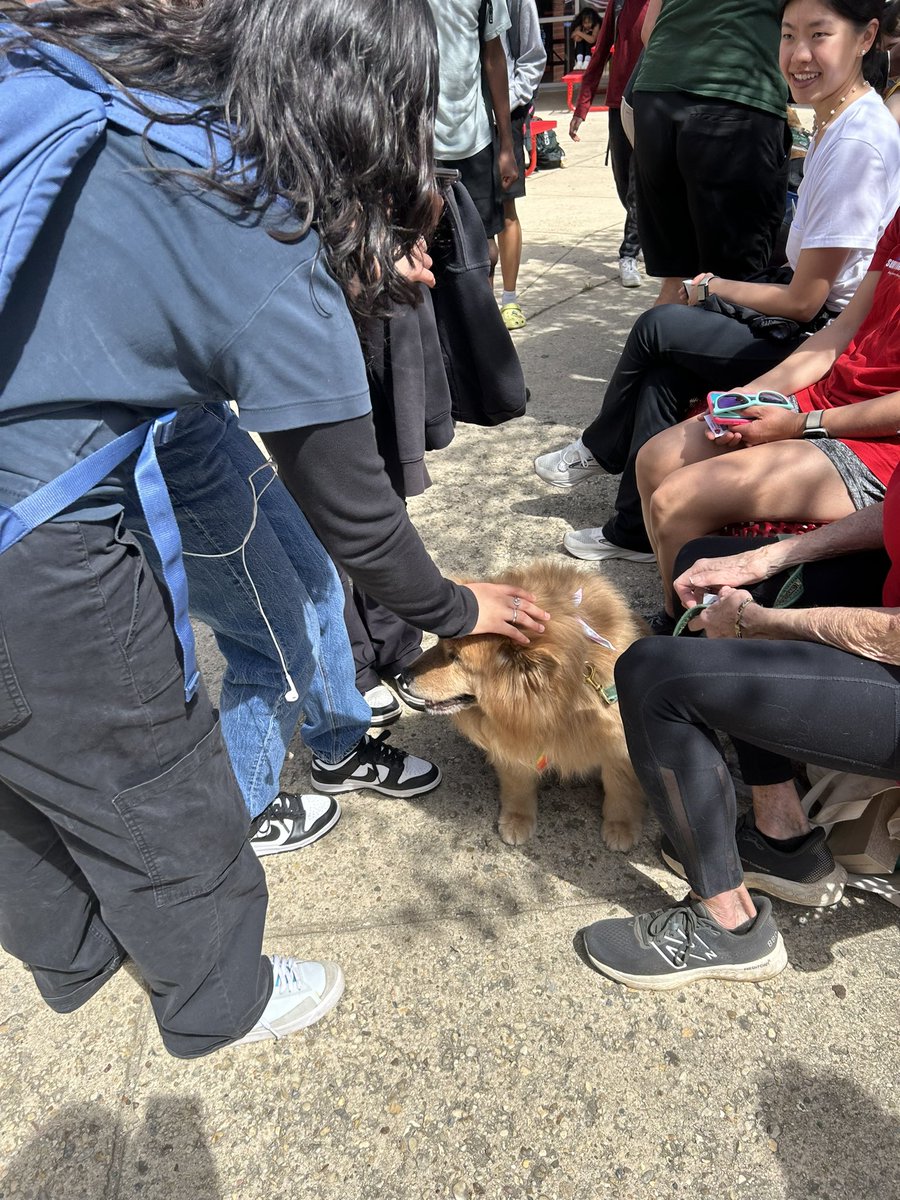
left=581, top=896, right=787, bottom=991
left=660, top=812, right=846, bottom=907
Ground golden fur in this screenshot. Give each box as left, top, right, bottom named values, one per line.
left=407, top=560, right=647, bottom=849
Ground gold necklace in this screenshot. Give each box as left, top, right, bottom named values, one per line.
left=813, top=80, right=870, bottom=136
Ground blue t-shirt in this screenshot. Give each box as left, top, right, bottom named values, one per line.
left=0, top=127, right=371, bottom=518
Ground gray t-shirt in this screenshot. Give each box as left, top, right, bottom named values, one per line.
left=428, top=0, right=511, bottom=160
left=0, top=128, right=370, bottom=518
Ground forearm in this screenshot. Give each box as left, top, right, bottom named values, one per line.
left=261, top=417, right=478, bottom=638
left=642, top=0, right=662, bottom=44
left=742, top=600, right=900, bottom=665
left=708, top=277, right=823, bottom=323
left=755, top=503, right=886, bottom=573
left=813, top=390, right=900, bottom=440
left=483, top=38, right=514, bottom=149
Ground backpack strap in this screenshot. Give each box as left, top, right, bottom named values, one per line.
left=0, top=413, right=200, bottom=701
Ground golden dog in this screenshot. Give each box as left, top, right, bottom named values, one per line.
left=407, top=560, right=647, bottom=850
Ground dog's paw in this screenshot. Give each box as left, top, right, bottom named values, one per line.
left=498, top=812, right=536, bottom=846
left=601, top=817, right=641, bottom=853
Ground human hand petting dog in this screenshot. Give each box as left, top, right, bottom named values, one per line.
left=466, top=583, right=550, bottom=645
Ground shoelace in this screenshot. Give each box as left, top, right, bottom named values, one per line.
left=358, top=731, right=406, bottom=769
left=561, top=442, right=595, bottom=469
left=638, top=904, right=704, bottom=969
left=270, top=954, right=308, bottom=997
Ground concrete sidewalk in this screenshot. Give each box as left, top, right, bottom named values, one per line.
left=1, top=98, right=898, bottom=1200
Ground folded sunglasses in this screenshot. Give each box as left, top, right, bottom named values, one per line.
left=707, top=390, right=799, bottom=427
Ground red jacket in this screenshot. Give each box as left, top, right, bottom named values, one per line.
left=574, top=0, right=649, bottom=115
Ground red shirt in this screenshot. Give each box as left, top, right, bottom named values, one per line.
left=796, top=208, right=900, bottom=486
left=574, top=0, right=649, bottom=116
left=881, top=471, right=900, bottom=605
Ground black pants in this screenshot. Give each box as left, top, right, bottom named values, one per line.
left=615, top=538, right=894, bottom=898
left=632, top=91, right=788, bottom=279
left=342, top=572, right=423, bottom=692
left=580, top=304, right=802, bottom=552
left=0, top=520, right=271, bottom=1057
left=608, top=107, right=640, bottom=261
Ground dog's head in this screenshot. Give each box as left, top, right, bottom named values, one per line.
left=405, top=629, right=582, bottom=729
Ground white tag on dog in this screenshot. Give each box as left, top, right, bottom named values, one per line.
left=572, top=590, right=615, bottom=649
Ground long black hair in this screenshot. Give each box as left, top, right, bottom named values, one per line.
left=0, top=0, right=440, bottom=314
left=778, top=0, right=885, bottom=88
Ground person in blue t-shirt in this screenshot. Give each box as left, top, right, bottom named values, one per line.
left=0, top=0, right=549, bottom=1059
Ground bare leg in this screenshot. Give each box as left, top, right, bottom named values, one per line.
left=498, top=199, right=522, bottom=297
left=495, top=760, right=539, bottom=846
left=643, top=440, right=856, bottom=613
left=695, top=884, right=758, bottom=930
left=752, top=781, right=812, bottom=839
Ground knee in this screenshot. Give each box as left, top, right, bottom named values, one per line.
left=635, top=434, right=671, bottom=504
left=615, top=637, right=694, bottom=716
left=647, top=474, right=685, bottom=536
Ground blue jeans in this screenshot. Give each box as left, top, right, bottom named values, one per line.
left=123, top=405, right=370, bottom=819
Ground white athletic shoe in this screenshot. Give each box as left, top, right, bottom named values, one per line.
left=563, top=527, right=656, bottom=562
left=231, top=956, right=345, bottom=1045
left=618, top=256, right=642, bottom=288
left=533, top=438, right=604, bottom=489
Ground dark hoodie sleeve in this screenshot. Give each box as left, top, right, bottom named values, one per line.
left=261, top=415, right=479, bottom=638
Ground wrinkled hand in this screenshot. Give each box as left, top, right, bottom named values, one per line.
left=689, top=586, right=754, bottom=638
left=498, top=145, right=519, bottom=192
left=395, top=238, right=435, bottom=289
left=674, top=551, right=771, bottom=609
left=569, top=115, right=584, bottom=142
left=467, top=582, right=550, bottom=645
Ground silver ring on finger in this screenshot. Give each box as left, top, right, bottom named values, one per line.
left=512, top=608, right=518, bottom=625
left=513, top=595, right=522, bottom=609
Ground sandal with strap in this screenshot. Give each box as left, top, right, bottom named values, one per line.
left=500, top=301, right=526, bottom=330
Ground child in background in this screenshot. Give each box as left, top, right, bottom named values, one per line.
left=570, top=7, right=600, bottom=69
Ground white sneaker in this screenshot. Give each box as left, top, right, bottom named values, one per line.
left=364, top=683, right=401, bottom=726
left=249, top=793, right=341, bottom=857
left=534, top=438, right=604, bottom=489
left=563, top=527, right=656, bottom=562
left=618, top=257, right=641, bottom=288
left=231, top=955, right=345, bottom=1045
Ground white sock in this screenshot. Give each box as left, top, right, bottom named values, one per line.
left=501, top=290, right=517, bottom=307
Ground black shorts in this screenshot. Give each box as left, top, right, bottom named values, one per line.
left=501, top=108, right=528, bottom=201
left=436, top=142, right=504, bottom=239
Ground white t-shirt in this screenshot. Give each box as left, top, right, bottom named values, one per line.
left=786, top=88, right=900, bottom=311
left=428, top=0, right=512, bottom=160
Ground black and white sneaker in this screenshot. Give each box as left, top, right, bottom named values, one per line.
left=385, top=669, right=428, bottom=712
left=660, top=811, right=846, bottom=907
left=581, top=895, right=787, bottom=992
left=249, top=793, right=341, bottom=857
left=310, top=731, right=441, bottom=798
left=363, top=684, right=402, bottom=726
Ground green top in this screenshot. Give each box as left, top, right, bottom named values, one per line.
left=636, top=0, right=788, bottom=119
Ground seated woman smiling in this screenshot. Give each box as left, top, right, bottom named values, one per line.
left=636, top=203, right=900, bottom=629
left=534, top=0, right=900, bottom=566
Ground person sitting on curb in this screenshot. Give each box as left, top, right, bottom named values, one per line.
left=581, top=492, right=900, bottom=990
left=568, top=0, right=649, bottom=290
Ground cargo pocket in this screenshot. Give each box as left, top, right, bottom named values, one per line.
left=113, top=720, right=247, bottom=907
left=0, top=613, right=31, bottom=738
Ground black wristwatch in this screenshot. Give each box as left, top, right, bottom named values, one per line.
left=801, top=410, right=830, bottom=439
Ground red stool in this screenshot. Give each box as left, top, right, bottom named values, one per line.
left=562, top=71, right=609, bottom=114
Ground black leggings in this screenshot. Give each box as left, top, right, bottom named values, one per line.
left=615, top=539, right=895, bottom=898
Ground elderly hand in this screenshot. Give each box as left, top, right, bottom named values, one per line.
left=674, top=549, right=772, bottom=609
left=467, top=582, right=550, bottom=646
left=689, top=586, right=756, bottom=638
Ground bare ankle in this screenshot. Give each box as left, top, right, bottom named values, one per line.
left=695, top=886, right=757, bottom=931
left=752, top=782, right=811, bottom=841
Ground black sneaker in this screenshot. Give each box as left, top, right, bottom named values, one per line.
left=249, top=793, right=341, bottom=857
left=644, top=609, right=677, bottom=636
left=310, top=732, right=441, bottom=797
left=660, top=812, right=846, bottom=907
left=581, top=895, right=787, bottom=991
left=385, top=669, right=428, bottom=712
